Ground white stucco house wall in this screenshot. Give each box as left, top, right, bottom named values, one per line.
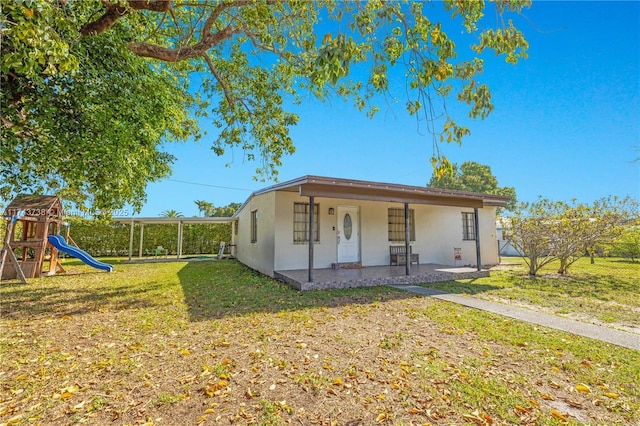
left=233, top=176, right=508, bottom=279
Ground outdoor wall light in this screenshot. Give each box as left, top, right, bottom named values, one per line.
left=328, top=208, right=335, bottom=215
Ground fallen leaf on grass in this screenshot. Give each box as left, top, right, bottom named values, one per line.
left=604, top=392, right=619, bottom=399
left=73, top=400, right=87, bottom=410
left=5, top=413, right=23, bottom=425
left=58, top=385, right=79, bottom=400
left=245, top=388, right=258, bottom=399
left=203, top=380, right=228, bottom=397
left=514, top=405, right=532, bottom=414
left=562, top=398, right=583, bottom=408
left=462, top=410, right=493, bottom=425
left=575, top=384, right=591, bottom=394
left=551, top=409, right=567, bottom=420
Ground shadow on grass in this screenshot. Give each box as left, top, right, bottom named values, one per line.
left=0, top=280, right=165, bottom=319
left=0, top=264, right=167, bottom=319
left=177, top=260, right=416, bottom=321
left=0, top=274, right=168, bottom=319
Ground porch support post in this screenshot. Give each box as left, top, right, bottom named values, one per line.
left=138, top=223, right=144, bottom=258
left=128, top=219, right=134, bottom=261
left=404, top=203, right=410, bottom=276
left=308, top=196, right=315, bottom=282
left=177, top=220, right=183, bottom=259
left=474, top=207, right=481, bottom=271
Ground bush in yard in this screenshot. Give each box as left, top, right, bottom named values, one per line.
left=507, top=197, right=638, bottom=275
left=65, top=217, right=231, bottom=257
left=609, top=226, right=640, bottom=262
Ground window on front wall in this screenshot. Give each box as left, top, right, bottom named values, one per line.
left=388, top=207, right=415, bottom=242
left=250, top=210, right=258, bottom=243
left=462, top=211, right=476, bottom=240
left=293, top=202, right=320, bottom=243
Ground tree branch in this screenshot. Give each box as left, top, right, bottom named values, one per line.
left=202, top=54, right=235, bottom=106
left=129, top=24, right=240, bottom=61
left=80, top=0, right=172, bottom=36
left=79, top=4, right=128, bottom=36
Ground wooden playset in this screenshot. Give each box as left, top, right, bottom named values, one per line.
left=1, top=195, right=67, bottom=283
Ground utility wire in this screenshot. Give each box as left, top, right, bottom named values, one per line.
left=167, top=178, right=253, bottom=192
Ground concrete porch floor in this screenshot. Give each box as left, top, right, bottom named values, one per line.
left=275, top=264, right=489, bottom=291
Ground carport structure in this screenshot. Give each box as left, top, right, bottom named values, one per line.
left=113, top=217, right=237, bottom=261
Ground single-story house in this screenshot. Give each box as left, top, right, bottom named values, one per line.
left=233, top=175, right=508, bottom=288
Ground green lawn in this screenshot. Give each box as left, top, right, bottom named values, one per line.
left=423, top=257, right=640, bottom=329
left=1, top=258, right=638, bottom=425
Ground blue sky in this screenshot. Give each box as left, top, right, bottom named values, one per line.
left=134, top=1, right=639, bottom=218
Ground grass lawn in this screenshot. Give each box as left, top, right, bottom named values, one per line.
left=1, top=259, right=638, bottom=425
left=424, top=257, right=640, bottom=333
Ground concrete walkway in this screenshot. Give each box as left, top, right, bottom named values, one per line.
left=390, top=285, right=640, bottom=351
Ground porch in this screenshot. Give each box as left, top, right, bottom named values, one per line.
left=275, top=263, right=489, bottom=291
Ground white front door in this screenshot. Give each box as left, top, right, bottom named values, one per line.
left=337, top=206, right=360, bottom=263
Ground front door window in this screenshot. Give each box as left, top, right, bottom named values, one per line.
left=343, top=214, right=352, bottom=240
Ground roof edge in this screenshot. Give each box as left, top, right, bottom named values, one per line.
left=251, top=175, right=510, bottom=204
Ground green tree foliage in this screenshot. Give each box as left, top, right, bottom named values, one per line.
left=550, top=198, right=633, bottom=274
left=211, top=202, right=242, bottom=217
left=160, top=210, right=184, bottom=218
left=1, top=1, right=198, bottom=213
left=195, top=200, right=215, bottom=217
left=195, top=200, right=242, bottom=217
left=507, top=197, right=638, bottom=275
left=65, top=217, right=231, bottom=257
left=609, top=226, right=640, bottom=262
left=506, top=199, right=559, bottom=276
left=428, top=161, right=517, bottom=211
left=2, top=0, right=530, bottom=212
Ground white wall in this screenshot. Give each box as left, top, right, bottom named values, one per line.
left=237, top=191, right=501, bottom=275
left=236, top=191, right=499, bottom=276
left=272, top=192, right=341, bottom=271
left=235, top=192, right=276, bottom=276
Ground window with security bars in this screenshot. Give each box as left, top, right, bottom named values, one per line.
left=250, top=210, right=258, bottom=243
left=293, top=202, right=320, bottom=243
left=462, top=212, right=476, bottom=240
left=388, top=208, right=415, bottom=242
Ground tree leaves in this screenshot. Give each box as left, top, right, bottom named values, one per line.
left=2, top=0, right=532, bottom=211
left=575, top=383, right=591, bottom=394
left=507, top=196, right=639, bottom=275
left=428, top=161, right=518, bottom=212
left=1, top=1, right=198, bottom=212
